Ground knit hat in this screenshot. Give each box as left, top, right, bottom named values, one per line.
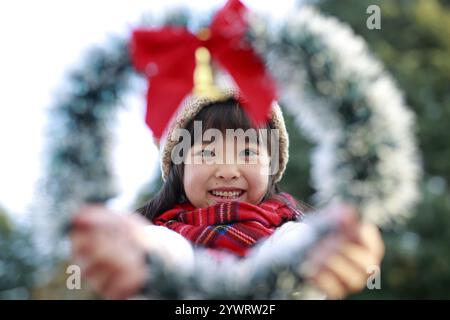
left=159, top=88, right=289, bottom=183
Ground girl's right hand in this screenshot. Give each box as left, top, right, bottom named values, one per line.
left=70, top=204, right=152, bottom=299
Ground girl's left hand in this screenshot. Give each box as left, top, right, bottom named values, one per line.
left=303, top=204, right=385, bottom=299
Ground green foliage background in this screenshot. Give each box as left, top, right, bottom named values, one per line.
left=0, top=207, right=35, bottom=299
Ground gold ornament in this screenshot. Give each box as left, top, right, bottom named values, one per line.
left=193, top=31, right=226, bottom=100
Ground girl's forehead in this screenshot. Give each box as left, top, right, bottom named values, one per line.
left=194, top=138, right=260, bottom=146
left=190, top=122, right=271, bottom=139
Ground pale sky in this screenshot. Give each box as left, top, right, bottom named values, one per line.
left=0, top=0, right=297, bottom=219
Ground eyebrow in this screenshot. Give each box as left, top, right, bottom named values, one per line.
left=211, top=140, right=259, bottom=146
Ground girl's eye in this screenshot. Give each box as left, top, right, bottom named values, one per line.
left=240, top=148, right=258, bottom=157
left=201, top=149, right=216, bottom=158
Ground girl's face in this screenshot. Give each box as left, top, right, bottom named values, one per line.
left=183, top=136, right=271, bottom=208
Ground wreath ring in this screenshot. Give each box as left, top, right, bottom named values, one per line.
left=44, top=5, right=421, bottom=299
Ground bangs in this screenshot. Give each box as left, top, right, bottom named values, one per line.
left=183, top=98, right=273, bottom=145
left=194, top=99, right=258, bottom=133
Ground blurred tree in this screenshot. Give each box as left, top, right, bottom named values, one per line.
left=32, top=259, right=98, bottom=300
left=0, top=206, right=36, bottom=299
left=0, top=205, right=96, bottom=299
left=134, top=171, right=164, bottom=210
left=278, top=112, right=315, bottom=207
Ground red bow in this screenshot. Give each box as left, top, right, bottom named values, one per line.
left=130, top=0, right=277, bottom=139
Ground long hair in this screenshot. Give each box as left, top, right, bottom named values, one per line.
left=136, top=98, right=305, bottom=220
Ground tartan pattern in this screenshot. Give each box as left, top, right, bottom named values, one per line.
left=152, top=194, right=300, bottom=257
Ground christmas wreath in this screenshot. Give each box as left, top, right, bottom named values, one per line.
left=43, top=2, right=421, bottom=299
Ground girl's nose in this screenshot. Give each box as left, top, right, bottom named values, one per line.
left=215, top=164, right=241, bottom=180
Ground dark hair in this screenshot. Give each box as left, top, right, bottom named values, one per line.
left=136, top=98, right=304, bottom=220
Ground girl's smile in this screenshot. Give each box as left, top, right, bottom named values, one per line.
left=208, top=187, right=246, bottom=202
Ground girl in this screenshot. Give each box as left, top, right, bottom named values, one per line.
left=70, top=95, right=385, bottom=300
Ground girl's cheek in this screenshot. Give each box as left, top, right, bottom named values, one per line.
left=184, top=163, right=213, bottom=190
left=242, top=161, right=271, bottom=178
left=243, top=167, right=270, bottom=201
left=258, top=164, right=271, bottom=177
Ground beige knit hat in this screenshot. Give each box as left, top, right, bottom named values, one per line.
left=159, top=88, right=289, bottom=183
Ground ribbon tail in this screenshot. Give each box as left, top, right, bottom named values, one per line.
left=220, top=50, right=277, bottom=125
left=209, top=0, right=278, bottom=125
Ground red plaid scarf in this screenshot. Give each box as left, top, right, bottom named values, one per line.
left=152, top=194, right=300, bottom=257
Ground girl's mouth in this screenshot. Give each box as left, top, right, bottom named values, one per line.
left=208, top=189, right=245, bottom=201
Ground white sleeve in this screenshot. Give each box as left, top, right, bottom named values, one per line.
left=142, top=225, right=195, bottom=275
left=252, top=221, right=315, bottom=258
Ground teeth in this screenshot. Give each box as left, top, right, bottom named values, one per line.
left=211, top=190, right=242, bottom=198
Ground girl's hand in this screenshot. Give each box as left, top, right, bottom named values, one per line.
left=70, top=204, right=151, bottom=299
left=303, top=204, right=385, bottom=299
